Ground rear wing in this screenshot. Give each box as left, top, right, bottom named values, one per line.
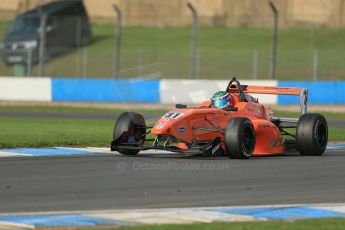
left=241, top=85, right=308, bottom=114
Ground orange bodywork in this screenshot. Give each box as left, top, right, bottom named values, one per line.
left=150, top=84, right=297, bottom=156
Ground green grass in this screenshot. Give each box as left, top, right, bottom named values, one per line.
left=1, top=20, right=345, bottom=80
left=0, top=116, right=113, bottom=148
left=0, top=104, right=168, bottom=114
left=0, top=104, right=165, bottom=148
left=116, top=218, right=345, bottom=230
left=274, top=111, right=345, bottom=121
left=0, top=116, right=343, bottom=149
left=0, top=104, right=343, bottom=148
left=329, top=128, right=345, bottom=141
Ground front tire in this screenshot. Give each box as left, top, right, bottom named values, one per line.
left=112, top=112, right=146, bottom=155
left=296, top=113, right=328, bottom=156
left=224, top=118, right=256, bottom=159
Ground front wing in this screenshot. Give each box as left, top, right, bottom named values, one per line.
left=111, top=137, right=225, bottom=156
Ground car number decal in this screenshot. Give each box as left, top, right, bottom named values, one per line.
left=163, top=112, right=184, bottom=119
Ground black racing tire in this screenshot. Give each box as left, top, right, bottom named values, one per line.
left=296, top=113, right=328, bottom=156
left=113, top=112, right=146, bottom=155
left=224, top=118, right=256, bottom=159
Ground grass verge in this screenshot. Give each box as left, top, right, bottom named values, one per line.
left=0, top=117, right=112, bottom=148
left=0, top=104, right=344, bottom=148
left=274, top=110, right=345, bottom=121
left=0, top=115, right=344, bottom=149
left=0, top=103, right=168, bottom=114
left=115, top=218, right=345, bottom=230
left=1, top=20, right=345, bottom=80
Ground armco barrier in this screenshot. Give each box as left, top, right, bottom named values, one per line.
left=0, top=77, right=344, bottom=105
left=278, top=81, right=345, bottom=105
left=52, top=78, right=160, bottom=103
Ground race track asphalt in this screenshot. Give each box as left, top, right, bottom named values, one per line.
left=1, top=149, right=345, bottom=213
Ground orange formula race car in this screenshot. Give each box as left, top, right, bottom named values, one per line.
left=111, top=78, right=328, bottom=159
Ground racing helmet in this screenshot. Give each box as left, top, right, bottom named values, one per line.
left=211, top=91, right=231, bottom=109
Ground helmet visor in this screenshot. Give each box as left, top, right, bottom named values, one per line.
left=212, top=98, right=229, bottom=108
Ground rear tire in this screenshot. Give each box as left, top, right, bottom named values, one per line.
left=296, top=113, right=328, bottom=156
left=112, top=112, right=146, bottom=155
left=224, top=118, right=256, bottom=159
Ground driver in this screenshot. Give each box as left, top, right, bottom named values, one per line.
left=211, top=91, right=232, bottom=109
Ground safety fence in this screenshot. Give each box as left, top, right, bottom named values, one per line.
left=0, top=77, right=344, bottom=105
